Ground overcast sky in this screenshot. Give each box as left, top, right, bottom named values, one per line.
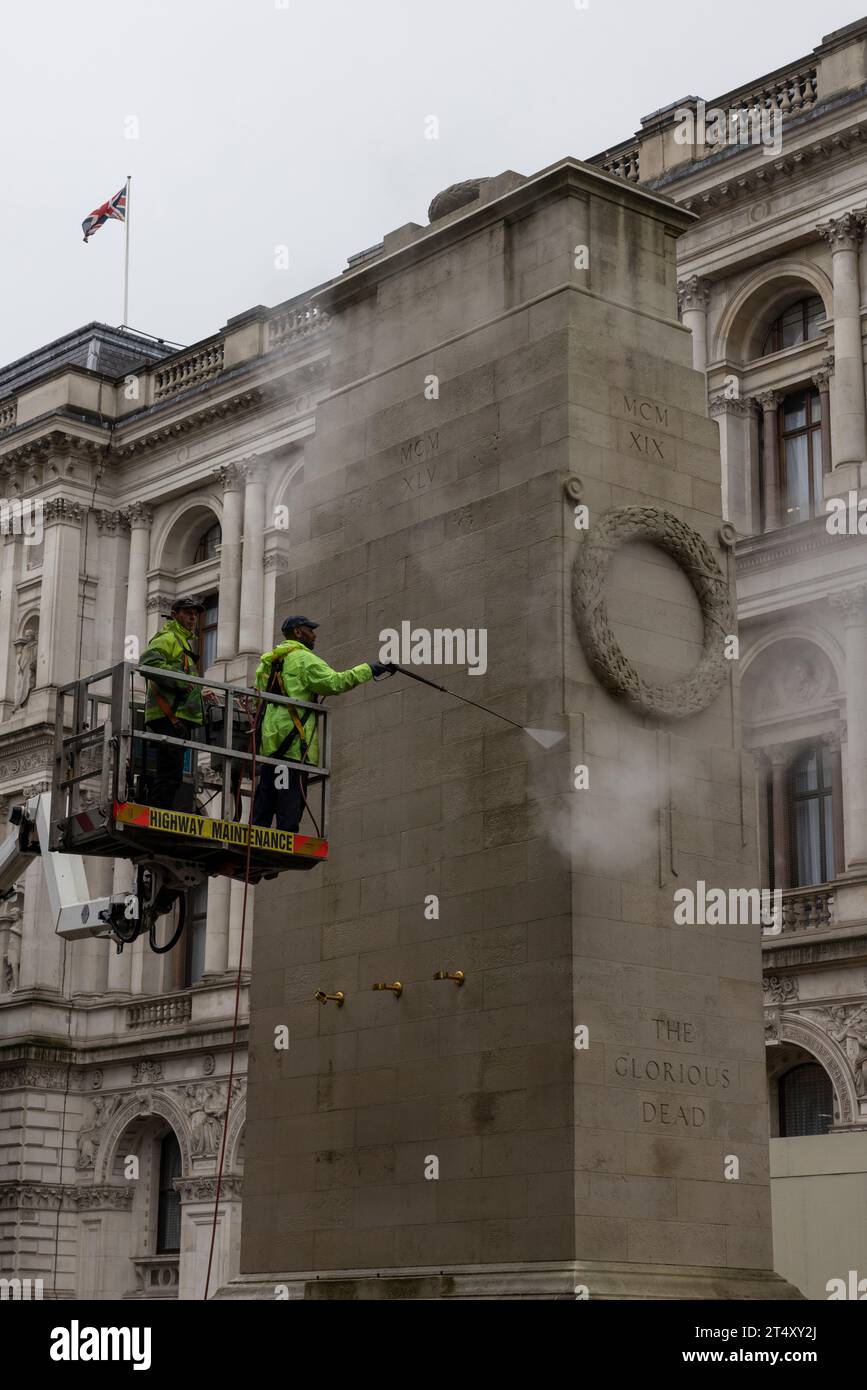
left=1, top=0, right=860, bottom=366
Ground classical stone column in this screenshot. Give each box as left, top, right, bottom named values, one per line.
left=94, top=510, right=131, bottom=666
left=106, top=859, right=135, bottom=993
left=812, top=362, right=833, bottom=474
left=203, top=874, right=230, bottom=976
left=830, top=586, right=867, bottom=870
left=216, top=464, right=244, bottom=661
left=818, top=213, right=867, bottom=470
left=677, top=275, right=711, bottom=373
left=238, top=457, right=267, bottom=655
left=228, top=876, right=253, bottom=971
left=262, top=551, right=289, bottom=649
left=766, top=744, right=791, bottom=891
left=708, top=393, right=754, bottom=534
left=0, top=533, right=21, bottom=708
left=121, top=503, right=154, bottom=659
left=756, top=390, right=781, bottom=532
left=35, top=497, right=84, bottom=690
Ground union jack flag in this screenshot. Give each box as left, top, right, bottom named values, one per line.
left=82, top=184, right=126, bottom=243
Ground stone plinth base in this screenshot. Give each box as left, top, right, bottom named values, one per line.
left=215, top=1261, right=804, bottom=1301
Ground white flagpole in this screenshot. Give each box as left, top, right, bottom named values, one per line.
left=122, top=174, right=131, bottom=328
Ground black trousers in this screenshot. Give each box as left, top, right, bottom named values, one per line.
left=252, top=764, right=305, bottom=832
left=144, top=717, right=193, bottom=810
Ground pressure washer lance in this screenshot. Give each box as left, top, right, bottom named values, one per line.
left=377, top=663, right=565, bottom=748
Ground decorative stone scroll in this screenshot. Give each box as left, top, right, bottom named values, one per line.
left=571, top=504, right=734, bottom=719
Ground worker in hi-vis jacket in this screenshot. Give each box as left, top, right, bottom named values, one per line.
left=139, top=595, right=212, bottom=810
left=252, top=615, right=392, bottom=832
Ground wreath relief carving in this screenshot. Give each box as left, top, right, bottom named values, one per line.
left=571, top=504, right=734, bottom=719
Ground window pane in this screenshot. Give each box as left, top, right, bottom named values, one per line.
left=781, top=312, right=805, bottom=349
left=189, top=884, right=207, bottom=984
left=157, top=1134, right=182, bottom=1252
left=783, top=395, right=807, bottom=429
left=823, top=797, right=836, bottom=881
left=784, top=434, right=810, bottom=525
left=794, top=799, right=821, bottom=886
left=811, top=428, right=823, bottom=502
left=792, top=750, right=818, bottom=794
left=779, top=1063, right=833, bottom=1137
left=805, top=296, right=824, bottom=340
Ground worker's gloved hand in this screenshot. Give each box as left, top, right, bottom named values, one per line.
left=369, top=661, right=396, bottom=679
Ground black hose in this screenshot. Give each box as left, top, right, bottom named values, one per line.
left=148, top=890, right=186, bottom=954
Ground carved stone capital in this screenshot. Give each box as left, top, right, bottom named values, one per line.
left=263, top=552, right=290, bottom=573
left=812, top=367, right=832, bottom=391
left=754, top=389, right=780, bottom=413
left=123, top=501, right=154, bottom=530
left=95, top=508, right=130, bottom=536
left=238, top=454, right=267, bottom=487
left=708, top=393, right=753, bottom=418
left=818, top=211, right=867, bottom=253
left=146, top=593, right=173, bottom=614
left=43, top=497, right=84, bottom=528
left=217, top=462, right=245, bottom=494
left=677, top=275, right=711, bottom=313
left=829, top=585, right=867, bottom=624
left=175, top=1175, right=243, bottom=1203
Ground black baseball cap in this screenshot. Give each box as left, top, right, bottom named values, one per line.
left=281, top=615, right=319, bottom=636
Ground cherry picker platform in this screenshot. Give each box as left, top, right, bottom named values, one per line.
left=0, top=660, right=332, bottom=951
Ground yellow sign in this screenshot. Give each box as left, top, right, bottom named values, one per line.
left=114, top=802, right=326, bottom=858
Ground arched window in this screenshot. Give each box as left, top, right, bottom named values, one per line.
left=761, top=295, right=825, bottom=356
left=789, top=743, right=836, bottom=887
left=193, top=522, right=221, bottom=564
left=156, top=1133, right=182, bottom=1252
left=778, top=1062, right=834, bottom=1136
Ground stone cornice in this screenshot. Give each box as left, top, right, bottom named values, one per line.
left=657, top=112, right=867, bottom=217
left=735, top=520, right=856, bottom=572
left=112, top=388, right=264, bottom=459
left=0, top=427, right=108, bottom=470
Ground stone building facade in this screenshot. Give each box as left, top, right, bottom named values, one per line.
left=3, top=16, right=867, bottom=1301
left=588, top=16, right=867, bottom=1297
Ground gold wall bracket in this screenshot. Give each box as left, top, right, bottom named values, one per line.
left=434, top=970, right=465, bottom=986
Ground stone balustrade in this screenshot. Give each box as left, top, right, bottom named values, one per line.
left=719, top=66, right=818, bottom=124
left=153, top=340, right=225, bottom=401
left=126, top=993, right=192, bottom=1029
left=266, top=300, right=329, bottom=350
left=595, top=144, right=641, bottom=182
left=779, top=884, right=835, bottom=933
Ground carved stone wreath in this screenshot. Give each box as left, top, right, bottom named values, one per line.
left=572, top=505, right=734, bottom=719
